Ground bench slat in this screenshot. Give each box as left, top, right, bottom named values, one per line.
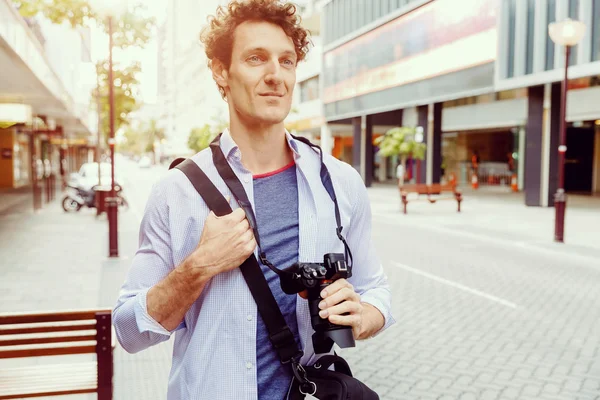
left=0, top=309, right=111, bottom=325
left=0, top=322, right=96, bottom=336
left=0, top=343, right=96, bottom=359
left=0, top=362, right=97, bottom=399
left=0, top=334, right=96, bottom=347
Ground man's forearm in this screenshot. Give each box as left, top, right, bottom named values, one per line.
left=146, top=254, right=213, bottom=332
left=357, top=303, right=385, bottom=340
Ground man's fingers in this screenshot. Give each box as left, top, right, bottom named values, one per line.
left=319, top=278, right=353, bottom=299
left=319, top=300, right=361, bottom=319
left=239, top=228, right=254, bottom=244
left=327, top=313, right=360, bottom=328
left=229, top=207, right=247, bottom=222
left=319, top=287, right=358, bottom=309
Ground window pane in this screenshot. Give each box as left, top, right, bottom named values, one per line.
left=507, top=0, right=516, bottom=78
left=381, top=0, right=390, bottom=16
left=545, top=0, right=556, bottom=70
left=593, top=0, right=600, bottom=61
left=373, top=0, right=381, bottom=20
left=568, top=0, right=579, bottom=65
left=300, top=77, right=320, bottom=102
left=526, top=0, right=535, bottom=74
left=366, top=0, right=373, bottom=26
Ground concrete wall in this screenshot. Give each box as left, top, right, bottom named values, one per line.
left=442, top=98, right=528, bottom=132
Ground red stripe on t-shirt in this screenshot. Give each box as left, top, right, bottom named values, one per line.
left=253, top=161, right=296, bottom=179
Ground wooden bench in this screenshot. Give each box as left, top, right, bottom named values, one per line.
left=0, top=309, right=114, bottom=399
left=399, top=183, right=462, bottom=214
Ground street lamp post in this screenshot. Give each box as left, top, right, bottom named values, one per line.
left=548, top=18, right=585, bottom=243
left=91, top=0, right=128, bottom=257
left=415, top=127, right=424, bottom=184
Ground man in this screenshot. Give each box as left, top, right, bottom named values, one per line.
left=113, top=1, right=394, bottom=398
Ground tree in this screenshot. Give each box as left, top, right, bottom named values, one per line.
left=12, top=0, right=156, bottom=146
left=94, top=61, right=142, bottom=145
left=143, top=119, right=166, bottom=157
left=117, top=126, right=144, bottom=155
left=12, top=0, right=155, bottom=49
left=374, top=126, right=427, bottom=185
left=188, top=125, right=218, bottom=154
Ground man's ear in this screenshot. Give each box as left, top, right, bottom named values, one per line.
left=212, top=59, right=229, bottom=91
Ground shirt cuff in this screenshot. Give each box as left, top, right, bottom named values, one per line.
left=360, top=291, right=395, bottom=338
left=134, top=288, right=185, bottom=336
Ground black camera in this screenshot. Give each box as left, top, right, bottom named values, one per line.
left=280, top=253, right=356, bottom=354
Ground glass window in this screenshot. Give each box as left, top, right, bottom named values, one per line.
left=526, top=0, right=535, bottom=74
left=545, top=0, right=556, bottom=70
left=593, top=0, right=600, bottom=61
left=366, top=0, right=373, bottom=26
left=300, top=76, right=320, bottom=103
left=381, top=0, right=390, bottom=16
left=373, top=0, right=381, bottom=20
left=568, top=0, right=579, bottom=65
left=352, top=0, right=359, bottom=33
left=507, top=0, right=516, bottom=78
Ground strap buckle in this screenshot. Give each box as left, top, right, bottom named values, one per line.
left=336, top=226, right=344, bottom=241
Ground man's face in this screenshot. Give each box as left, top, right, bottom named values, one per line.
left=219, top=21, right=297, bottom=126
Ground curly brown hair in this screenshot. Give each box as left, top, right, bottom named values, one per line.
left=200, top=0, right=312, bottom=98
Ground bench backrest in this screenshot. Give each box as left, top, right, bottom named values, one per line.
left=400, top=183, right=429, bottom=195
left=0, top=309, right=114, bottom=398
left=429, top=183, right=456, bottom=194
left=0, top=309, right=112, bottom=359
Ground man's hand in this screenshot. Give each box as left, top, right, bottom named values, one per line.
left=317, top=279, right=384, bottom=340
left=188, top=207, right=257, bottom=278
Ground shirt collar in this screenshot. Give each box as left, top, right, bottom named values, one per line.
left=220, top=128, right=302, bottom=162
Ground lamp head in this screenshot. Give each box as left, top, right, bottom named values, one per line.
left=548, top=18, right=586, bottom=46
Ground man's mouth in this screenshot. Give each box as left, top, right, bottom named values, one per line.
left=259, top=92, right=284, bottom=97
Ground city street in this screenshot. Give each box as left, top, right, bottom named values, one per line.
left=1, top=158, right=599, bottom=400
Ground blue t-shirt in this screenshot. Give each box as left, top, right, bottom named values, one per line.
left=253, top=162, right=300, bottom=399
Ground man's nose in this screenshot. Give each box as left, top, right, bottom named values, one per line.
left=264, top=59, right=283, bottom=86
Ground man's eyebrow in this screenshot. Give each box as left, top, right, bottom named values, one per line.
left=242, top=47, right=297, bottom=58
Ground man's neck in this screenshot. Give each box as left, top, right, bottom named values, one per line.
left=229, top=120, right=294, bottom=176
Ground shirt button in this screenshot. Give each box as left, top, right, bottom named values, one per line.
left=247, top=315, right=252, bottom=321
left=246, top=362, right=253, bottom=369
left=244, top=177, right=250, bottom=183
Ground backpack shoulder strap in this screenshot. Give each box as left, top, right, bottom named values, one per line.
left=172, top=158, right=302, bottom=364
left=174, top=159, right=231, bottom=216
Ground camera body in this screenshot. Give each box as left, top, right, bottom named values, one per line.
left=280, top=253, right=356, bottom=353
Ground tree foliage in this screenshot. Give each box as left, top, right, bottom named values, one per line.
left=187, top=125, right=218, bottom=154
left=118, top=119, right=165, bottom=155
left=375, top=126, right=427, bottom=185
left=94, top=60, right=141, bottom=144
left=12, top=0, right=156, bottom=49
left=143, top=119, right=166, bottom=153
left=187, top=118, right=229, bottom=153
left=374, top=126, right=427, bottom=160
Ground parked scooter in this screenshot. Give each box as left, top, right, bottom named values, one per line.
left=62, top=184, right=128, bottom=213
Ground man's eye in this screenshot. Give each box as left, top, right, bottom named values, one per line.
left=282, top=59, right=295, bottom=66
left=248, top=56, right=262, bottom=63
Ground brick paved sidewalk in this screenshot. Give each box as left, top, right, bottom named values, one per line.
left=368, top=184, right=600, bottom=258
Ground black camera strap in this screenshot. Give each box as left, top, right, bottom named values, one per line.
left=174, top=159, right=303, bottom=366
left=209, top=133, right=353, bottom=271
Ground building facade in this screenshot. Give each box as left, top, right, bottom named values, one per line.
left=0, top=0, right=95, bottom=203
left=319, top=0, right=600, bottom=204
left=158, top=0, right=229, bottom=157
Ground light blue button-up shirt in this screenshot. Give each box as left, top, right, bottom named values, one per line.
left=113, top=129, right=395, bottom=399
